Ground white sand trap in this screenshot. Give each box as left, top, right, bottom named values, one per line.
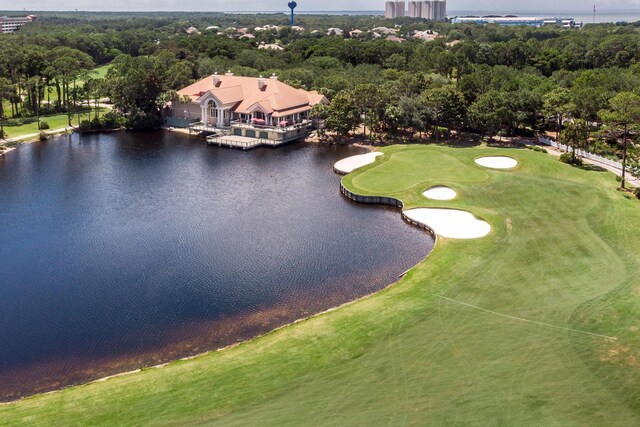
left=423, top=186, right=457, bottom=201
left=334, top=152, right=383, bottom=174
left=475, top=156, right=518, bottom=169
left=404, top=208, right=491, bottom=239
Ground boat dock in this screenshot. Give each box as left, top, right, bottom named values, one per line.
left=206, top=135, right=289, bottom=150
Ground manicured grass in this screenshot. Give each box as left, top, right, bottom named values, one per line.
left=90, top=64, right=112, bottom=80
left=3, top=108, right=106, bottom=139
left=43, top=64, right=112, bottom=104
left=2, top=144, right=640, bottom=425
left=2, top=64, right=113, bottom=112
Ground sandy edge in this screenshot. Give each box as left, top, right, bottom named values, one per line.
left=423, top=186, right=457, bottom=201
left=474, top=156, right=518, bottom=169
left=334, top=152, right=383, bottom=174
left=0, top=128, right=76, bottom=158
left=0, top=255, right=435, bottom=405
left=404, top=208, right=491, bottom=239
left=0, top=146, right=16, bottom=157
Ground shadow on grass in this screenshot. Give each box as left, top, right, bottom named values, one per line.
left=578, top=164, right=607, bottom=173
left=485, top=140, right=531, bottom=149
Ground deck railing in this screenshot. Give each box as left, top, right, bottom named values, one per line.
left=206, top=136, right=284, bottom=150
left=538, top=136, right=624, bottom=169
left=230, top=120, right=311, bottom=133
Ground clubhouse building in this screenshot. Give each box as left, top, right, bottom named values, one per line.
left=168, top=72, right=328, bottom=148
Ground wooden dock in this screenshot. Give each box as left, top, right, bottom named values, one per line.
left=206, top=135, right=288, bottom=150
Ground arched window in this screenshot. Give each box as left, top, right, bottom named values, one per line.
left=208, top=101, right=218, bottom=118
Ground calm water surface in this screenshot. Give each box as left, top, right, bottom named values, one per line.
left=0, top=131, right=433, bottom=401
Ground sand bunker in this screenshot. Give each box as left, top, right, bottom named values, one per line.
left=404, top=208, right=491, bottom=239
left=423, top=186, right=457, bottom=201
left=475, top=156, right=518, bottom=169
left=334, top=152, right=383, bottom=174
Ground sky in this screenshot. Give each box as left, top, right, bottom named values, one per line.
left=1, top=0, right=640, bottom=12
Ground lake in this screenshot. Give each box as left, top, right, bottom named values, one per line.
left=0, top=131, right=433, bottom=401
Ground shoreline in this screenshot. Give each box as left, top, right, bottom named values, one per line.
left=0, top=127, right=76, bottom=157
left=0, top=139, right=435, bottom=405
left=3, top=143, right=639, bottom=423
left=2, top=244, right=436, bottom=406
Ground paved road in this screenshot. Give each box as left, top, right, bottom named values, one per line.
left=532, top=142, right=640, bottom=188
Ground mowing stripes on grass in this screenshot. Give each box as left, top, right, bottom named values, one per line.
left=3, top=144, right=640, bottom=425
left=434, top=294, right=617, bottom=340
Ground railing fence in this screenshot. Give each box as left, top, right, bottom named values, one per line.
left=538, top=136, right=625, bottom=170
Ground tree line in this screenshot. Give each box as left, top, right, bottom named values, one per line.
left=1, top=13, right=639, bottom=178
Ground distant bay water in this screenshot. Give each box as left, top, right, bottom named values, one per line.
left=231, top=9, right=640, bottom=23
left=447, top=10, right=640, bottom=24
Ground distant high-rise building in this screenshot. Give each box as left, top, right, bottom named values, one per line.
left=436, top=0, right=447, bottom=20
left=0, top=15, right=35, bottom=34
left=407, top=1, right=420, bottom=18
left=385, top=0, right=406, bottom=18
left=421, top=1, right=432, bottom=19
left=385, top=1, right=396, bottom=18
left=433, top=1, right=442, bottom=21
left=400, top=0, right=445, bottom=20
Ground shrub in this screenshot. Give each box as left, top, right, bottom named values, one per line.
left=90, top=116, right=103, bottom=130
left=38, top=131, right=48, bottom=141
left=102, top=111, right=123, bottom=129
left=126, top=109, right=158, bottom=130
left=635, top=187, right=640, bottom=200
left=38, top=121, right=50, bottom=130
left=79, top=120, right=92, bottom=131
left=526, top=145, right=547, bottom=153
left=17, top=116, right=37, bottom=125
left=559, top=153, right=583, bottom=166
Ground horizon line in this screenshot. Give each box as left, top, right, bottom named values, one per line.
left=0, top=8, right=637, bottom=13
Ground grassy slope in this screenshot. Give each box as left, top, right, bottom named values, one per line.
left=2, top=145, right=640, bottom=425
left=3, top=108, right=106, bottom=138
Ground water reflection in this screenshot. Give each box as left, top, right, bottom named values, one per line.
left=0, top=132, right=433, bottom=401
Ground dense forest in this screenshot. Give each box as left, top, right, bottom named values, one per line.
left=1, top=12, right=640, bottom=172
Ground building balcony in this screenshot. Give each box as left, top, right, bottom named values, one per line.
left=184, top=119, right=312, bottom=145
left=230, top=119, right=310, bottom=133
left=229, top=120, right=312, bottom=142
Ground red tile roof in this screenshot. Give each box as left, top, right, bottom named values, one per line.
left=177, top=74, right=327, bottom=115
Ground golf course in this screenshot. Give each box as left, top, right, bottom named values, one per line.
left=2, top=143, right=640, bottom=425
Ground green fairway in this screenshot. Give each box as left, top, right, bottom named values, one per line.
left=2, top=144, right=640, bottom=425
left=91, top=64, right=112, bottom=80
left=32, top=63, right=113, bottom=107
left=3, top=108, right=106, bottom=139
left=1, top=62, right=110, bottom=139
